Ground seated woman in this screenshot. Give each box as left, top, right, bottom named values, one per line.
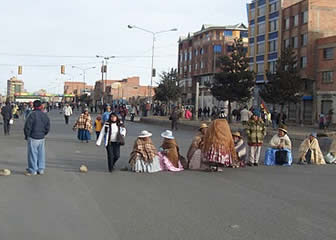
left=203, top=118, right=238, bottom=171
left=264, top=125, right=293, bottom=166
left=158, top=130, right=184, bottom=171
left=232, top=131, right=247, bottom=167
left=187, top=123, right=208, bottom=170
left=298, top=133, right=326, bottom=165
left=129, top=130, right=162, bottom=173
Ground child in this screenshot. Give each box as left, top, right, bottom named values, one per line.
left=94, top=115, right=103, bottom=139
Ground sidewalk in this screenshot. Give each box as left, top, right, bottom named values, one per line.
left=140, top=116, right=336, bottom=141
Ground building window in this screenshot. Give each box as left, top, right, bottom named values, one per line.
left=293, top=15, right=299, bottom=27
left=189, top=49, right=192, bottom=60
left=258, top=6, right=265, bottom=17
left=301, top=33, right=308, bottom=46
left=300, top=56, right=307, bottom=68
left=292, top=36, right=298, bottom=48
left=194, top=49, right=198, bottom=56
left=269, top=39, right=278, bottom=52
left=249, top=63, right=254, bottom=72
left=322, top=71, right=333, bottom=83
left=188, top=65, right=192, bottom=72
left=179, top=67, right=183, bottom=74
left=258, top=23, right=265, bottom=35
left=184, top=51, right=188, bottom=61
left=250, top=26, right=255, bottom=35
left=224, top=30, right=233, bottom=36
left=269, top=2, right=278, bottom=13
left=323, top=48, right=334, bottom=60
left=200, top=48, right=204, bottom=55
left=268, top=61, right=277, bottom=73
left=184, top=66, right=187, bottom=73
left=269, top=19, right=278, bottom=32
left=284, top=39, right=290, bottom=48
left=250, top=9, right=255, bottom=19
left=257, top=63, right=264, bottom=73
left=200, top=61, right=204, bottom=69
left=302, top=10, right=308, bottom=24
left=284, top=18, right=290, bottom=30
left=195, top=63, right=198, bottom=70
left=257, top=42, right=265, bottom=55
left=249, top=45, right=255, bottom=56
left=179, top=53, right=183, bottom=62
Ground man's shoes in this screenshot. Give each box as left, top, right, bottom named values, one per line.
left=247, top=162, right=253, bottom=167
left=253, top=163, right=259, bottom=167
left=37, top=170, right=44, bottom=175
left=24, top=171, right=37, bottom=176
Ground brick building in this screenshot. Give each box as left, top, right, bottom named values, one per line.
left=64, top=82, right=93, bottom=96
left=316, top=36, right=336, bottom=122
left=94, top=76, right=150, bottom=104
left=177, top=24, right=248, bottom=108
left=247, top=0, right=336, bottom=124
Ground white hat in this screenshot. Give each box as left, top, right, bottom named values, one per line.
left=139, top=130, right=152, bottom=138
left=161, top=130, right=175, bottom=139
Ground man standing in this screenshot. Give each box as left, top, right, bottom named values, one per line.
left=24, top=100, right=50, bottom=176
left=240, top=106, right=251, bottom=125
left=245, top=109, right=266, bottom=166
left=1, top=101, right=12, bottom=135
left=170, top=106, right=180, bottom=131
left=63, top=103, right=73, bottom=125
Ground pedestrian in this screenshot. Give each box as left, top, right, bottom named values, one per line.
left=298, top=133, right=325, bottom=165
left=264, top=125, right=293, bottom=166
left=203, top=117, right=239, bottom=171
left=232, top=131, right=247, bottom=166
left=158, top=130, right=184, bottom=171
left=271, top=109, right=278, bottom=129
left=185, top=107, right=192, bottom=120
left=245, top=109, right=267, bottom=166
left=170, top=106, right=180, bottom=131
left=94, top=115, right=103, bottom=139
left=240, top=106, right=251, bottom=125
left=23, top=100, right=50, bottom=176
left=1, top=101, right=12, bottom=136
left=129, top=130, right=162, bottom=173
left=96, top=112, right=126, bottom=172
left=63, top=103, right=73, bottom=125
left=187, top=123, right=208, bottom=170
left=319, top=112, right=326, bottom=129
left=102, top=105, right=112, bottom=123
left=73, top=108, right=92, bottom=143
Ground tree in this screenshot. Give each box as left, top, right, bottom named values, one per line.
left=154, top=68, right=182, bottom=108
left=210, top=38, right=255, bottom=122
left=259, top=47, right=304, bottom=114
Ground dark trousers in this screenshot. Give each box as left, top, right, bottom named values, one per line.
left=171, top=120, right=178, bottom=130
left=3, top=119, right=10, bottom=135
left=96, top=131, right=100, bottom=140
left=106, top=142, right=121, bottom=172
left=64, top=115, right=69, bottom=124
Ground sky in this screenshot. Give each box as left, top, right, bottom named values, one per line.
left=0, top=0, right=249, bottom=95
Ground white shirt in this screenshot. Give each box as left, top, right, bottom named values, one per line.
left=63, top=106, right=73, bottom=116
left=240, top=109, right=252, bottom=122
left=109, top=123, right=126, bottom=142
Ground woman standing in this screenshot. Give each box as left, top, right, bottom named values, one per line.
left=73, top=108, right=92, bottom=143
left=97, top=112, right=126, bottom=172
left=129, top=130, right=162, bottom=173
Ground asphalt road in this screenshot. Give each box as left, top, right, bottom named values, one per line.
left=0, top=110, right=335, bottom=240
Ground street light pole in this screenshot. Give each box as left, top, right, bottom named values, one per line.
left=71, top=66, right=96, bottom=94
left=128, top=25, right=177, bottom=103
left=96, top=55, right=115, bottom=104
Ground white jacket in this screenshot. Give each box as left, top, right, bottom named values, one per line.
left=63, top=106, right=73, bottom=116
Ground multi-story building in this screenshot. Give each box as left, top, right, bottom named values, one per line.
left=247, top=0, right=336, bottom=124
left=7, top=76, right=24, bottom=101
left=178, top=24, right=248, bottom=108
left=94, top=76, right=150, bottom=104
left=316, top=36, right=336, bottom=122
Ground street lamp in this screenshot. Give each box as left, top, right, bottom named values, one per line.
left=128, top=25, right=177, bottom=102
left=71, top=66, right=96, bottom=93
left=96, top=55, right=115, bottom=104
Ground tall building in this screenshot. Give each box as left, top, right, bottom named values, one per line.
left=178, top=24, right=248, bottom=108
left=7, top=76, right=24, bottom=101
left=247, top=0, right=336, bottom=124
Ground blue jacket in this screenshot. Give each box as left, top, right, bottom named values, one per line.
left=24, top=110, right=50, bottom=140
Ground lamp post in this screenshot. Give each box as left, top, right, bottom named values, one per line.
left=96, top=55, right=115, bottom=104
left=71, top=66, right=96, bottom=94
left=127, top=25, right=177, bottom=102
